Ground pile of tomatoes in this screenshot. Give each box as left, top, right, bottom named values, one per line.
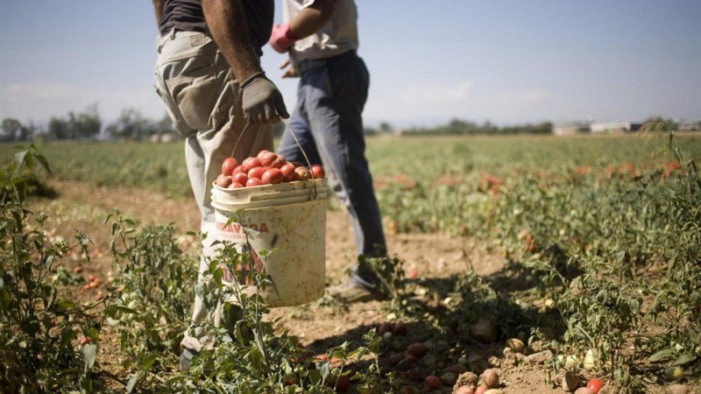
left=215, top=150, right=325, bottom=189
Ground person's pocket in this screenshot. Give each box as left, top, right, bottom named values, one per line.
left=164, top=56, right=219, bottom=131
left=209, top=76, right=236, bottom=132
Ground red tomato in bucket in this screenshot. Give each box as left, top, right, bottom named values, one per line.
left=215, top=174, right=232, bottom=188
left=256, top=149, right=271, bottom=159
left=246, top=177, right=263, bottom=187
left=248, top=166, right=266, bottom=180
left=242, top=157, right=262, bottom=169
left=281, top=163, right=296, bottom=179
left=232, top=172, right=248, bottom=185
left=259, top=151, right=277, bottom=167
left=311, top=164, right=325, bottom=179
left=270, top=157, right=286, bottom=169
left=221, top=157, right=238, bottom=176
left=262, top=168, right=284, bottom=184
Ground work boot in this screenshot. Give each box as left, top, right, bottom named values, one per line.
left=328, top=274, right=385, bottom=303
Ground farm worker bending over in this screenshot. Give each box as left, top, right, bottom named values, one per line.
left=152, top=0, right=288, bottom=371
left=269, top=0, right=388, bottom=302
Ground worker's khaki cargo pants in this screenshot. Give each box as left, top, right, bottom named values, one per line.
left=155, top=29, right=273, bottom=352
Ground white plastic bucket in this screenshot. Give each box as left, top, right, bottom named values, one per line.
left=209, top=178, right=327, bottom=307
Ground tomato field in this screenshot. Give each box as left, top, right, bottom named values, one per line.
left=1, top=132, right=700, bottom=393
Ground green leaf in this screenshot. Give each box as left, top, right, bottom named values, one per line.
left=234, top=321, right=247, bottom=345
left=648, top=348, right=675, bottom=362
left=318, top=361, right=330, bottom=380
left=34, top=153, right=51, bottom=173
left=82, top=343, right=97, bottom=372
left=126, top=374, right=138, bottom=393
left=14, top=150, right=28, bottom=168
left=55, top=300, right=76, bottom=313
left=671, top=353, right=697, bottom=366
left=141, top=354, right=159, bottom=371
left=615, top=251, right=626, bottom=262
left=86, top=326, right=100, bottom=340
left=104, top=304, right=138, bottom=318
left=248, top=346, right=264, bottom=370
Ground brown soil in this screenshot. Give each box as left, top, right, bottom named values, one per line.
left=29, top=180, right=693, bottom=394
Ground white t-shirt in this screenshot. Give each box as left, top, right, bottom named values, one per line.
left=283, top=0, right=359, bottom=63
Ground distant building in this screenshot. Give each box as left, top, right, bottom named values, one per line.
left=678, top=120, right=701, bottom=132
left=149, top=132, right=177, bottom=143
left=590, top=121, right=642, bottom=134
left=553, top=122, right=590, bottom=136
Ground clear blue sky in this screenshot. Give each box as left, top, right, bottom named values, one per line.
left=1, top=0, right=699, bottom=129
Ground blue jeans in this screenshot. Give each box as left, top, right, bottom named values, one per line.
left=277, top=51, right=386, bottom=288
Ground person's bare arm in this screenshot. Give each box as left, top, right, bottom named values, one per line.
left=200, top=0, right=262, bottom=83
left=288, top=0, right=336, bottom=39
left=152, top=0, right=166, bottom=27
left=269, top=0, right=336, bottom=53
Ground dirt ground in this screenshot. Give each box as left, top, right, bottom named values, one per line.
left=31, top=180, right=694, bottom=394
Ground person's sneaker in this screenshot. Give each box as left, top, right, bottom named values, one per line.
left=179, top=348, right=198, bottom=372
left=328, top=281, right=385, bottom=303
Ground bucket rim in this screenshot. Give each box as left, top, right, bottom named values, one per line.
left=212, top=177, right=326, bottom=193
left=212, top=192, right=328, bottom=211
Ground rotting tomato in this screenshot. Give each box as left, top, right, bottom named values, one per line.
left=406, top=342, right=428, bottom=358
left=295, top=166, right=311, bottom=181
left=424, top=375, right=440, bottom=391
left=392, top=321, right=408, bottom=336
left=378, top=322, right=394, bottom=335
left=335, top=373, right=350, bottom=392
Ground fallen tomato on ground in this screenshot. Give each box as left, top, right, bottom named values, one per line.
left=586, top=378, right=605, bottom=393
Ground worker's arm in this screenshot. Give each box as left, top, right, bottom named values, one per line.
left=201, top=0, right=263, bottom=83
left=289, top=0, right=336, bottom=39
left=200, top=0, right=289, bottom=123
left=269, top=0, right=337, bottom=53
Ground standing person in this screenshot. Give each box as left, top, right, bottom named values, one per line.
left=151, top=0, right=289, bottom=371
left=268, top=0, right=387, bottom=302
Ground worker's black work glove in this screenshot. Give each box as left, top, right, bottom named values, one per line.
left=240, top=72, right=289, bottom=124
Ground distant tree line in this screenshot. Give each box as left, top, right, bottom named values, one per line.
left=1, top=104, right=176, bottom=143
left=1, top=118, right=38, bottom=142
left=365, top=119, right=553, bottom=136
left=2, top=107, right=691, bottom=143
left=365, top=116, right=693, bottom=136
